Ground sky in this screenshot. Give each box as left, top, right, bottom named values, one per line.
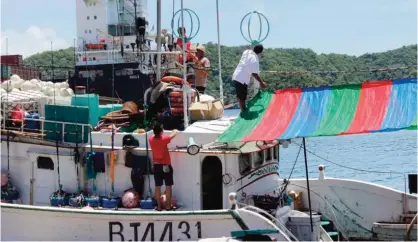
left=0, top=0, right=417, bottom=58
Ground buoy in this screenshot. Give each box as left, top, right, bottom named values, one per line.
left=122, top=190, right=140, bottom=208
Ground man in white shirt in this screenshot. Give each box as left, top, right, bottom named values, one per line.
left=232, top=44, right=268, bottom=112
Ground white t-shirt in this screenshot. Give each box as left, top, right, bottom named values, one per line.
left=232, top=49, right=260, bottom=85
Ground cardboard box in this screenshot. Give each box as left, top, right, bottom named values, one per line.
left=189, top=99, right=224, bottom=121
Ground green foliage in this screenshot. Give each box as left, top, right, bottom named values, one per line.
left=23, top=44, right=417, bottom=105
left=24, top=48, right=75, bottom=80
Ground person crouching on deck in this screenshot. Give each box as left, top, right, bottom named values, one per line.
left=149, top=122, right=179, bottom=211
left=232, top=44, right=268, bottom=112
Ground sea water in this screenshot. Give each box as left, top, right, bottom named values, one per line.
left=224, top=109, right=417, bottom=191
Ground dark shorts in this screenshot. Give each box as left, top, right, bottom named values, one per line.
left=196, top=86, right=206, bottom=94
left=234, top=80, right=248, bottom=101
left=131, top=169, right=145, bottom=197
left=153, top=164, right=174, bottom=187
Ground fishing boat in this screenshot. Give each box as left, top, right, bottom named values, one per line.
left=1, top=0, right=417, bottom=241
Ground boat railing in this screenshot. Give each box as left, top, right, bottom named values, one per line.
left=1, top=111, right=92, bottom=144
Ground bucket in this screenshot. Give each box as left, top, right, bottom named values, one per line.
left=121, top=101, right=138, bottom=114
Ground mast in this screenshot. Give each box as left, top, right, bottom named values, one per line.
left=181, top=0, right=189, bottom=128
left=216, top=0, right=223, bottom=103
left=156, top=0, right=162, bottom=82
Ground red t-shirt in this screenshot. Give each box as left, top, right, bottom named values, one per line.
left=149, top=135, right=172, bottom=165
left=176, top=39, right=193, bottom=63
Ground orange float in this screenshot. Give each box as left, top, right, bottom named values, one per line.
left=161, top=76, right=184, bottom=85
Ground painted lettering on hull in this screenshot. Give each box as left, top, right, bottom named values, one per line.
left=248, top=163, right=279, bottom=180
left=109, top=221, right=202, bottom=241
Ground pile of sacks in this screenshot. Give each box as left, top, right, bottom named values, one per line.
left=0, top=74, right=74, bottom=97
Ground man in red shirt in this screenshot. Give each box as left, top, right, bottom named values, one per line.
left=149, top=122, right=178, bottom=211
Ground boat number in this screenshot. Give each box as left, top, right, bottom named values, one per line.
left=109, top=221, right=202, bottom=241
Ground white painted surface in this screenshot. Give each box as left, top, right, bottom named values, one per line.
left=285, top=177, right=418, bottom=240
left=1, top=204, right=289, bottom=241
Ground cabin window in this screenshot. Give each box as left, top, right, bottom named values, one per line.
left=85, top=30, right=87, bottom=33
left=37, top=156, right=54, bottom=170
left=274, top=146, right=278, bottom=160
left=89, top=30, right=92, bottom=34
left=238, top=154, right=251, bottom=175
left=93, top=2, right=96, bottom=6
left=253, top=151, right=264, bottom=168
left=266, top=148, right=272, bottom=161
left=87, top=16, right=90, bottom=20
left=94, top=15, right=97, bottom=19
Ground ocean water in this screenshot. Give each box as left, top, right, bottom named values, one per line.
left=224, top=109, right=417, bottom=191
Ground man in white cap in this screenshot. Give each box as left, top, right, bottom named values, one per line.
left=191, top=45, right=210, bottom=93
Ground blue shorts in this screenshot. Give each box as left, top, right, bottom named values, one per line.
left=153, top=164, right=174, bottom=187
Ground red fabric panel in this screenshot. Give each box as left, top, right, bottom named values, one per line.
left=344, top=80, right=393, bottom=134
left=242, top=88, right=302, bottom=142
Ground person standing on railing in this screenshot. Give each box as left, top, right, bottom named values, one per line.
left=190, top=45, right=210, bottom=94
left=232, top=44, right=268, bottom=112
left=149, top=122, right=178, bottom=211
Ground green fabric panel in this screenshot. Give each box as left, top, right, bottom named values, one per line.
left=312, top=84, right=361, bottom=136
left=217, top=91, right=273, bottom=142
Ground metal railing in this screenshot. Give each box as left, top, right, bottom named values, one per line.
left=1, top=109, right=91, bottom=143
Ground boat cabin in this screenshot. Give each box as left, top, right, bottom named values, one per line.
left=1, top=110, right=282, bottom=211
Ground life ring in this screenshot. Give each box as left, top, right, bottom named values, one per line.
left=171, top=107, right=184, bottom=114
left=161, top=76, right=183, bottom=85
left=169, top=91, right=196, bottom=98
left=170, top=96, right=183, bottom=103
left=170, top=103, right=184, bottom=108
left=169, top=91, right=184, bottom=97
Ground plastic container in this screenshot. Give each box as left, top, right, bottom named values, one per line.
left=140, top=198, right=156, bottom=209
left=25, top=112, right=40, bottom=131
left=50, top=195, right=69, bottom=207
left=71, top=94, right=100, bottom=126
left=286, top=212, right=321, bottom=241
left=102, top=196, right=121, bottom=209
left=84, top=196, right=101, bottom=207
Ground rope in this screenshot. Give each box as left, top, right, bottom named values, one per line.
left=54, top=108, right=62, bottom=193
left=143, top=104, right=153, bottom=198
left=279, top=143, right=302, bottom=197
left=291, top=142, right=408, bottom=202
left=82, top=41, right=96, bottom=194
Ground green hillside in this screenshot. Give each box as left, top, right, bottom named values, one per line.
left=24, top=44, right=417, bottom=104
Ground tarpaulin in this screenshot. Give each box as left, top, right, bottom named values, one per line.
left=217, top=78, right=417, bottom=142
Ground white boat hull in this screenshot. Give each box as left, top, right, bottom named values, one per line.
left=1, top=203, right=290, bottom=241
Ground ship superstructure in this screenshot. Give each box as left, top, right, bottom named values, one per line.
left=73, top=0, right=153, bottom=102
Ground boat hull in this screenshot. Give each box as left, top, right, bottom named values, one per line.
left=1, top=203, right=288, bottom=241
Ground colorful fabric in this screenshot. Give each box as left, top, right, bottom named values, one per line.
left=217, top=78, right=417, bottom=142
